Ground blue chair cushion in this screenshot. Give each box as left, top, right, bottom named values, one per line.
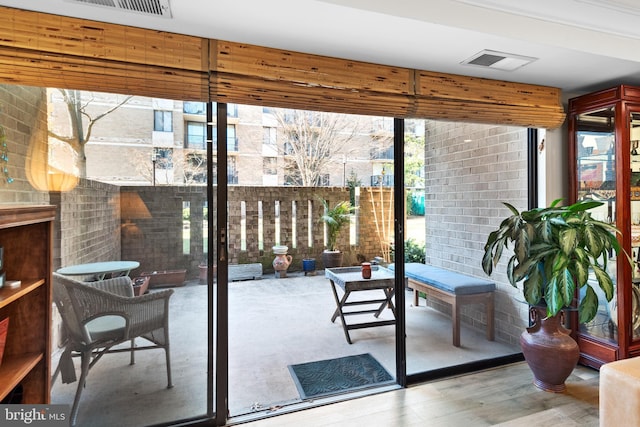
left=390, top=263, right=495, bottom=295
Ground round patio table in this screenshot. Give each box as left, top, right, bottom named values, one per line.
left=57, top=261, right=140, bottom=280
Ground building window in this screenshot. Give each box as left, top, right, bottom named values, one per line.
left=154, top=148, right=173, bottom=169
left=263, top=127, right=276, bottom=145
left=154, top=110, right=173, bottom=132
left=183, top=102, right=206, bottom=115
left=212, top=125, right=238, bottom=151
left=263, top=157, right=277, bottom=175
left=228, top=103, right=238, bottom=117
left=227, top=125, right=238, bottom=151
left=185, top=122, right=205, bottom=149
left=319, top=174, right=330, bottom=186
left=283, top=141, right=294, bottom=155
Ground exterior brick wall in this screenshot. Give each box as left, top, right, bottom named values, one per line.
left=424, top=120, right=529, bottom=345
left=0, top=84, right=49, bottom=205
left=117, top=185, right=394, bottom=280
left=54, top=178, right=122, bottom=270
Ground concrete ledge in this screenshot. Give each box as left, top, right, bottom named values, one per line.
left=229, top=263, right=263, bottom=281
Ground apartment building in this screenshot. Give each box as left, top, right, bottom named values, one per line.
left=47, top=90, right=422, bottom=188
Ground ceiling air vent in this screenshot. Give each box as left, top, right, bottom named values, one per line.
left=65, top=0, right=172, bottom=18
left=461, top=50, right=537, bottom=71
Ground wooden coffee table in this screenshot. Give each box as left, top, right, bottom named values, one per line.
left=325, top=266, right=396, bottom=344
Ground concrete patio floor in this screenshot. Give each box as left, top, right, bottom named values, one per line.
left=50, top=271, right=519, bottom=427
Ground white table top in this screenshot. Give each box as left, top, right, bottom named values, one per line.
left=57, top=261, right=140, bottom=277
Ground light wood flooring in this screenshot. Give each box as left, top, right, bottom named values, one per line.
left=234, top=362, right=600, bottom=427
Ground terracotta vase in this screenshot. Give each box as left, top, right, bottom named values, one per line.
left=520, top=305, right=579, bottom=392
left=273, top=253, right=292, bottom=271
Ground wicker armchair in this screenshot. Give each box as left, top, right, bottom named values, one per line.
left=52, top=272, right=174, bottom=426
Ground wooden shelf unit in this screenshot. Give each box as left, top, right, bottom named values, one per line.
left=0, top=205, right=55, bottom=403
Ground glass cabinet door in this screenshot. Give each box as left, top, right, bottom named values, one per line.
left=629, top=111, right=640, bottom=340
left=574, top=106, right=618, bottom=344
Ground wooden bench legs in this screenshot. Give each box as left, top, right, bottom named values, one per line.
left=409, top=278, right=495, bottom=347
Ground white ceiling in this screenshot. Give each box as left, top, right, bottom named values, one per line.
left=3, top=0, right=640, bottom=95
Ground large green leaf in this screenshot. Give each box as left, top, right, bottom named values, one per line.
left=506, top=256, right=516, bottom=287
left=579, top=286, right=599, bottom=323
left=492, top=239, right=505, bottom=269
left=515, top=227, right=530, bottom=262
left=544, top=276, right=564, bottom=316
left=523, top=267, right=542, bottom=304
left=502, top=202, right=520, bottom=216
left=593, top=264, right=614, bottom=301
left=559, top=228, right=578, bottom=254
left=557, top=267, right=575, bottom=307
left=481, top=246, right=494, bottom=275
left=584, top=225, right=604, bottom=256
left=568, top=199, right=607, bottom=213
left=513, top=256, right=537, bottom=282
left=571, top=259, right=589, bottom=287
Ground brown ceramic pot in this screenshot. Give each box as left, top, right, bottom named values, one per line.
left=520, top=305, right=580, bottom=393
left=322, top=250, right=343, bottom=268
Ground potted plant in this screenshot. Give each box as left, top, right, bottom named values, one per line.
left=319, top=199, right=356, bottom=268
left=482, top=198, right=627, bottom=392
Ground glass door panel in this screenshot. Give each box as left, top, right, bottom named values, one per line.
left=226, top=107, right=397, bottom=419
left=629, top=111, right=640, bottom=341
left=575, top=106, right=618, bottom=344
left=404, top=119, right=521, bottom=377
left=46, top=90, right=212, bottom=426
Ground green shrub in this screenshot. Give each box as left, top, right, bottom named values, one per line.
left=390, top=238, right=426, bottom=263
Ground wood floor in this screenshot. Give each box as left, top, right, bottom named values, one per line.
left=235, top=362, right=600, bottom=427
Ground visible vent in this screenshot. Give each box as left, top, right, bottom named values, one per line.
left=461, top=50, right=537, bottom=72
left=65, top=0, right=172, bottom=18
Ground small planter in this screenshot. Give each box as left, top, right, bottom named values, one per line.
left=302, top=258, right=316, bottom=276
left=132, top=276, right=150, bottom=296
left=322, top=250, right=343, bottom=268
left=140, top=269, right=187, bottom=288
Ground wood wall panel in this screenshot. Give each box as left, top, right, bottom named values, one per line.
left=0, top=6, right=566, bottom=128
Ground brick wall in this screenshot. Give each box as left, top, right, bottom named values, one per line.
left=424, top=120, right=529, bottom=345
left=54, top=178, right=121, bottom=270
left=0, top=84, right=49, bottom=205
left=118, top=185, right=394, bottom=280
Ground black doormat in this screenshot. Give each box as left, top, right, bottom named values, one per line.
left=288, top=353, right=394, bottom=400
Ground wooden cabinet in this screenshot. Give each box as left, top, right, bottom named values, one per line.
left=0, top=205, right=55, bottom=403
left=569, top=85, right=640, bottom=368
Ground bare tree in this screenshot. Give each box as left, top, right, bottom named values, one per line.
left=181, top=150, right=207, bottom=184
left=272, top=109, right=361, bottom=186
left=48, top=89, right=133, bottom=177
left=404, top=133, right=425, bottom=188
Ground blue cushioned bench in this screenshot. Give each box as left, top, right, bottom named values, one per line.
left=392, top=263, right=495, bottom=347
